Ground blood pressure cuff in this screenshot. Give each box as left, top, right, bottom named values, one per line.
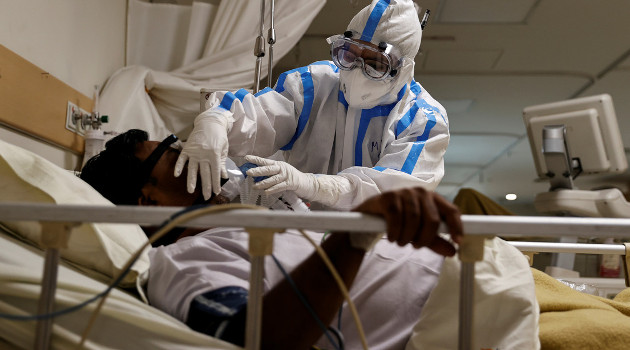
left=186, top=286, right=248, bottom=346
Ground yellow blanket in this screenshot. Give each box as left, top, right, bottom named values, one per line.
left=533, top=268, right=630, bottom=349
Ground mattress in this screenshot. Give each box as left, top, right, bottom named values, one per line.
left=0, top=228, right=241, bottom=350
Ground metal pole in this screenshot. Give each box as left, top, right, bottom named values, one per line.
left=267, top=0, right=276, bottom=87
left=246, top=256, right=265, bottom=350
left=253, top=0, right=266, bottom=93
left=5, top=204, right=630, bottom=239
left=34, top=248, right=60, bottom=350
left=244, top=228, right=275, bottom=350
left=509, top=241, right=626, bottom=255
left=458, top=262, right=475, bottom=350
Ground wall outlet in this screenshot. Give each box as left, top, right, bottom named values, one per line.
left=66, top=101, right=88, bottom=136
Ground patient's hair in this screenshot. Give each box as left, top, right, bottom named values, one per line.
left=80, top=129, right=148, bottom=205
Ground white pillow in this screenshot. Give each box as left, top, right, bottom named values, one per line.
left=405, top=237, right=540, bottom=350
left=0, top=138, right=149, bottom=287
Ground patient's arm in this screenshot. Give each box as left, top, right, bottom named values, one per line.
left=191, top=187, right=463, bottom=349
left=258, top=187, right=463, bottom=349
left=260, top=232, right=366, bottom=349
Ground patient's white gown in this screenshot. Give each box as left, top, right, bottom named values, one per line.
left=147, top=228, right=443, bottom=350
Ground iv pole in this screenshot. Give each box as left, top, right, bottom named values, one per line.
left=254, top=0, right=276, bottom=93
left=267, top=0, right=276, bottom=88
left=253, top=0, right=266, bottom=93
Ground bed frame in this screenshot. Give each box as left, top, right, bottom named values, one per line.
left=1, top=203, right=629, bottom=350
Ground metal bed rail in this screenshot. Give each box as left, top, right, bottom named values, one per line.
left=1, top=203, right=630, bottom=350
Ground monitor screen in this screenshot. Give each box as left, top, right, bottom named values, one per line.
left=523, top=94, right=627, bottom=180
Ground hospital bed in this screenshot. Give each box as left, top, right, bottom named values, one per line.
left=2, top=22, right=630, bottom=346
left=2, top=136, right=630, bottom=350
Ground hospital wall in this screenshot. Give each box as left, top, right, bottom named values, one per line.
left=0, top=0, right=127, bottom=170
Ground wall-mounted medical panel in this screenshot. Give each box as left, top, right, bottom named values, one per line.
left=0, top=45, right=91, bottom=154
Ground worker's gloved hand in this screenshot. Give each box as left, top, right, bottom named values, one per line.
left=174, top=111, right=233, bottom=200
left=244, top=155, right=353, bottom=207
left=353, top=187, right=464, bottom=255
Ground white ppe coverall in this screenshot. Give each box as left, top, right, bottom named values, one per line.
left=178, top=0, right=449, bottom=209
left=201, top=62, right=449, bottom=210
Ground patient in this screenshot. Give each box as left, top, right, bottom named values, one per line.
left=80, top=129, right=463, bottom=350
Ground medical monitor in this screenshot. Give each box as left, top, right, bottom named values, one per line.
left=523, top=94, right=627, bottom=182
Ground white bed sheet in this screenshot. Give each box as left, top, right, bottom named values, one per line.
left=0, top=230, right=241, bottom=350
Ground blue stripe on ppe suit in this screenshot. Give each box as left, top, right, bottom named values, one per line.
left=360, top=0, right=391, bottom=42
left=355, top=101, right=398, bottom=166
left=277, top=61, right=337, bottom=151
left=199, top=59, right=448, bottom=209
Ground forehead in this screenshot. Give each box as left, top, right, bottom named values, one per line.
left=135, top=141, right=160, bottom=162
left=354, top=38, right=379, bottom=49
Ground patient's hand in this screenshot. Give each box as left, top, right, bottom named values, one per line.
left=353, top=187, right=463, bottom=256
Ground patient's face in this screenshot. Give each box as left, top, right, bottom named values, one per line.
left=134, top=141, right=202, bottom=206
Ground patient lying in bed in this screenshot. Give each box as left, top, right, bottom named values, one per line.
left=79, top=129, right=463, bottom=350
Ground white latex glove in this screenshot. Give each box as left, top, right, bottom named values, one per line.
left=174, top=111, right=233, bottom=200
left=244, top=155, right=353, bottom=207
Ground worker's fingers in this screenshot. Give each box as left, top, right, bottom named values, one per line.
left=199, top=162, right=212, bottom=200
left=186, top=159, right=199, bottom=194
left=252, top=173, right=285, bottom=190
left=263, top=182, right=289, bottom=195
left=433, top=194, right=463, bottom=244
left=220, top=163, right=228, bottom=181
left=244, top=155, right=275, bottom=166
left=209, top=154, right=223, bottom=195
left=247, top=164, right=281, bottom=178
left=218, top=150, right=229, bottom=185
left=174, top=153, right=188, bottom=178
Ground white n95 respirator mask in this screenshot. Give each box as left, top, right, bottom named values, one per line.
left=339, top=58, right=414, bottom=109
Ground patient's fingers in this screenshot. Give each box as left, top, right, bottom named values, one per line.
left=353, top=187, right=462, bottom=252
left=417, top=236, right=457, bottom=257
left=398, top=189, right=420, bottom=246
left=414, top=189, right=441, bottom=247
left=434, top=195, right=463, bottom=244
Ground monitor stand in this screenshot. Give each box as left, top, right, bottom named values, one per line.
left=534, top=125, right=630, bottom=271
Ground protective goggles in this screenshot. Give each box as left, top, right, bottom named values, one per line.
left=326, top=31, right=402, bottom=81
left=136, top=134, right=180, bottom=189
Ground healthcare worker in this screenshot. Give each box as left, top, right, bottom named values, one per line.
left=175, top=0, right=449, bottom=210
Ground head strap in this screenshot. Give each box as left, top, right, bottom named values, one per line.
left=136, top=134, right=178, bottom=190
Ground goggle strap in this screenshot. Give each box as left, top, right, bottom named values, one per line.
left=137, top=134, right=178, bottom=188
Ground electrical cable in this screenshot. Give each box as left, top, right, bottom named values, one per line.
left=327, top=326, right=345, bottom=350
left=298, top=230, right=369, bottom=350
left=0, top=271, right=124, bottom=321
left=337, top=306, right=343, bottom=331
left=1, top=202, right=369, bottom=350
left=77, top=203, right=265, bottom=349
left=271, top=254, right=341, bottom=350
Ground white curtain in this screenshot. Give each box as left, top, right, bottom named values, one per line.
left=99, top=0, right=326, bottom=140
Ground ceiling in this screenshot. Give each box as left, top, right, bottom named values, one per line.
left=274, top=0, right=630, bottom=214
